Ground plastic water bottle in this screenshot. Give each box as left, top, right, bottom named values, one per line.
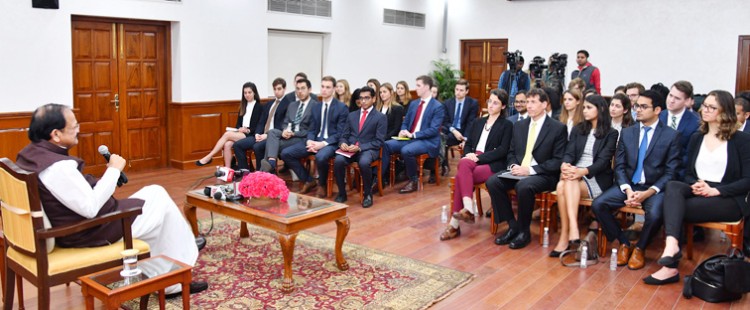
left=610, top=248, right=618, bottom=271
left=580, top=243, right=588, bottom=268
left=441, top=205, right=448, bottom=223
left=542, top=227, right=549, bottom=248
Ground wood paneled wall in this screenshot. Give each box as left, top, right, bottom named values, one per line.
left=0, top=112, right=32, bottom=161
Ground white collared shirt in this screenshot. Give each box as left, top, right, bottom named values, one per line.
left=668, top=109, right=686, bottom=129
left=319, top=100, right=332, bottom=139
left=242, top=100, right=257, bottom=128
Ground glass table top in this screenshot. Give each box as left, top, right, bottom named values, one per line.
left=90, top=256, right=182, bottom=291
left=192, top=190, right=336, bottom=218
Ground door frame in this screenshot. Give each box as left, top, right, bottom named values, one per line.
left=737, top=35, right=750, bottom=94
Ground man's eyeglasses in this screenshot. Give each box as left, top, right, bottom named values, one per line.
left=359, top=96, right=372, bottom=101
left=701, top=103, right=718, bottom=112
left=515, top=100, right=527, bottom=104
left=633, top=104, right=653, bottom=110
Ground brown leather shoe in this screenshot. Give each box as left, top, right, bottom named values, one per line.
left=300, top=181, right=317, bottom=194
left=452, top=209, right=475, bottom=224
left=617, top=243, right=632, bottom=266
left=628, top=247, right=646, bottom=270
left=398, top=180, right=418, bottom=194
left=316, top=186, right=327, bottom=198
left=439, top=226, right=461, bottom=241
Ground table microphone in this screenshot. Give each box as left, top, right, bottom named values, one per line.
left=97, top=145, right=128, bottom=187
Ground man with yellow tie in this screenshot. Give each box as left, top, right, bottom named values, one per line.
left=486, top=88, right=568, bottom=249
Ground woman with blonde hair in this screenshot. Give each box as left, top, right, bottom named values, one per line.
left=335, top=79, right=353, bottom=111
left=560, top=89, right=584, bottom=135
left=378, top=83, right=405, bottom=139
left=396, top=80, right=413, bottom=109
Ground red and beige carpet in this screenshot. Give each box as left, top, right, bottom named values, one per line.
left=127, top=216, right=473, bottom=309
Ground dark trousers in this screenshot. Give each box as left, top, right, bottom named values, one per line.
left=252, top=140, right=267, bottom=170
left=663, top=181, right=742, bottom=239
left=233, top=136, right=257, bottom=170
left=383, top=139, right=433, bottom=182
left=280, top=142, right=337, bottom=185
left=264, top=129, right=305, bottom=159
left=334, top=150, right=378, bottom=197
left=485, top=173, right=556, bottom=233
left=592, top=184, right=664, bottom=249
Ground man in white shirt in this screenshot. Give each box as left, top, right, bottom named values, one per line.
left=507, top=91, right=528, bottom=124
left=15, top=104, right=207, bottom=297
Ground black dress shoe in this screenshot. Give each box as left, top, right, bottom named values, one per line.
left=362, top=195, right=373, bottom=208
left=195, top=158, right=213, bottom=167
left=195, top=235, right=206, bottom=251
left=657, top=251, right=682, bottom=268
left=744, top=241, right=750, bottom=258
left=335, top=194, right=347, bottom=203
left=643, top=274, right=680, bottom=286
left=428, top=174, right=436, bottom=184
left=399, top=180, right=418, bottom=194
left=509, top=232, right=531, bottom=249
left=165, top=281, right=209, bottom=299
left=485, top=210, right=492, bottom=218
left=494, top=228, right=519, bottom=245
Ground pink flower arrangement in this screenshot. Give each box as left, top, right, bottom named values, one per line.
left=237, top=171, right=290, bottom=202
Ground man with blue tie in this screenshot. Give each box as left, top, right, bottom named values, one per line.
left=436, top=79, right=478, bottom=178
left=592, top=90, right=681, bottom=270
left=382, top=75, right=446, bottom=194
left=281, top=76, right=347, bottom=196
left=333, top=86, right=387, bottom=207
left=659, top=80, right=699, bottom=173
left=506, top=91, right=528, bottom=124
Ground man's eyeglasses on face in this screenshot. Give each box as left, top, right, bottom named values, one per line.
left=359, top=96, right=372, bottom=101
left=633, top=104, right=652, bottom=110
left=515, top=100, right=527, bottom=104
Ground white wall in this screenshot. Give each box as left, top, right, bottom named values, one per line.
left=445, top=0, right=750, bottom=95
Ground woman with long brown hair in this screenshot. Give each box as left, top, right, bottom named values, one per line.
left=378, top=83, right=405, bottom=139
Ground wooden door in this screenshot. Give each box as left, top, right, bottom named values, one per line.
left=737, top=35, right=750, bottom=94
left=461, top=39, right=508, bottom=113
left=72, top=18, right=168, bottom=175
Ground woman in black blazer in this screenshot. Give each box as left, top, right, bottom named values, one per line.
left=440, top=88, right=513, bottom=241
left=378, top=83, right=405, bottom=139
left=645, top=90, right=750, bottom=285
left=196, top=82, right=263, bottom=168
left=550, top=95, right=618, bottom=257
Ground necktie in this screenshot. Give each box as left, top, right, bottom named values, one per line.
left=410, top=100, right=426, bottom=133
left=293, top=102, right=305, bottom=130
left=631, top=126, right=652, bottom=184
left=319, top=103, right=329, bottom=140
left=518, top=115, right=524, bottom=122
left=521, top=121, right=538, bottom=167
left=453, top=101, right=463, bottom=129
left=264, top=99, right=279, bottom=133
left=670, top=115, right=677, bottom=129
left=359, top=109, right=368, bottom=132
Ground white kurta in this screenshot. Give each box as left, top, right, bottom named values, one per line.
left=39, top=160, right=198, bottom=294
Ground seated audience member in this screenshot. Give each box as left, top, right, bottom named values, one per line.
left=333, top=86, right=387, bottom=207
left=568, top=78, right=586, bottom=93
left=379, top=83, right=405, bottom=140
left=382, top=75, right=446, bottom=194
left=550, top=95, right=618, bottom=256
left=396, top=80, right=413, bottom=110
left=650, top=83, right=670, bottom=102
left=609, top=93, right=635, bottom=133
left=234, top=78, right=290, bottom=170
left=544, top=86, right=562, bottom=120
left=439, top=89, right=513, bottom=241
left=367, top=78, right=382, bottom=109
left=196, top=82, right=263, bottom=168
left=560, top=89, right=584, bottom=135
left=614, top=85, right=627, bottom=95
left=260, top=78, right=318, bottom=172
left=592, top=90, right=681, bottom=270
left=625, top=82, right=646, bottom=120
left=283, top=72, right=316, bottom=103
left=335, top=79, right=353, bottom=111
left=583, top=88, right=598, bottom=98
left=644, top=90, right=750, bottom=285
left=660, top=81, right=699, bottom=176
left=281, top=76, right=347, bottom=197
left=488, top=88, right=567, bottom=249
left=16, top=104, right=208, bottom=297
left=506, top=90, right=528, bottom=124
left=439, top=79, right=479, bottom=176
left=350, top=88, right=361, bottom=112
left=736, top=95, right=750, bottom=132
left=431, top=85, right=440, bottom=101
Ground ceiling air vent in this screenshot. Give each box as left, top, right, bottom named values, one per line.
left=383, top=8, right=425, bottom=28
left=268, top=0, right=332, bottom=18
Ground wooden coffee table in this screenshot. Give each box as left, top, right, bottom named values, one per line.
left=79, top=255, right=192, bottom=310
left=184, top=191, right=350, bottom=293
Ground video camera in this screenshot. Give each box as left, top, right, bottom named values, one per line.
left=549, top=53, right=568, bottom=78
left=503, top=50, right=522, bottom=73
left=529, top=56, right=548, bottom=80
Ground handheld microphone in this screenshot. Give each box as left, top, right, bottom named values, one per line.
left=97, top=145, right=129, bottom=187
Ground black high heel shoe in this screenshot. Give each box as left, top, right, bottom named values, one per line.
left=195, top=158, right=213, bottom=167
left=657, top=251, right=682, bottom=268
left=549, top=240, right=578, bottom=258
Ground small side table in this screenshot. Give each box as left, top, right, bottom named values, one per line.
left=79, top=255, right=192, bottom=310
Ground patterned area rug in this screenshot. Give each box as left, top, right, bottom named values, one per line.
left=126, top=216, right=473, bottom=309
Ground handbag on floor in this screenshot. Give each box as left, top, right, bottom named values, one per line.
left=683, top=249, right=750, bottom=303
left=560, top=231, right=600, bottom=267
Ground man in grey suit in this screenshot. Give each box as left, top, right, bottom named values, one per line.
left=506, top=90, right=528, bottom=124
left=260, top=78, right=319, bottom=172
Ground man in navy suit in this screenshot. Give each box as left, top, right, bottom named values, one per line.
left=436, top=79, right=478, bottom=177
left=506, top=91, right=528, bottom=124
left=487, top=88, right=567, bottom=250
left=593, top=90, right=681, bottom=270
left=382, top=75, right=446, bottom=194
left=281, top=76, right=347, bottom=196
left=234, top=78, right=290, bottom=170
left=736, top=95, right=750, bottom=133
left=659, top=80, right=699, bottom=175
left=281, top=72, right=317, bottom=106
left=333, top=86, right=387, bottom=207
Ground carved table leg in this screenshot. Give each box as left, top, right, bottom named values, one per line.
left=335, top=217, right=350, bottom=271
left=278, top=232, right=298, bottom=293
left=240, top=222, right=249, bottom=238
left=184, top=205, right=199, bottom=237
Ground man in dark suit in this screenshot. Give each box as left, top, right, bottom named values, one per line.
left=382, top=75, right=446, bottom=194
left=736, top=95, right=750, bottom=133
left=436, top=79, right=478, bottom=178
left=487, top=88, right=568, bottom=249
left=333, top=86, right=387, bottom=207
left=234, top=78, right=290, bottom=170
left=281, top=72, right=317, bottom=106
left=506, top=91, right=528, bottom=124
left=592, top=90, right=681, bottom=270
left=659, top=81, right=699, bottom=175
left=260, top=78, right=318, bottom=172
left=281, top=76, right=347, bottom=196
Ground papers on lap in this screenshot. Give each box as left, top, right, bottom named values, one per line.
left=497, top=171, right=528, bottom=180
left=335, top=149, right=356, bottom=158
left=226, top=127, right=238, bottom=132
left=391, top=136, right=410, bottom=141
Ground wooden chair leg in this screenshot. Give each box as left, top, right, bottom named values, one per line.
left=417, top=156, right=426, bottom=191
left=389, top=155, right=397, bottom=188
left=686, top=224, right=694, bottom=260
left=449, top=178, right=455, bottom=213
left=376, top=163, right=384, bottom=197
left=327, top=158, right=334, bottom=198
left=474, top=185, right=483, bottom=216
left=538, top=194, right=547, bottom=244
left=598, top=227, right=607, bottom=257
left=17, top=276, right=23, bottom=310
left=434, top=156, right=440, bottom=186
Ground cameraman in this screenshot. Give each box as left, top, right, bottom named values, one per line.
left=497, top=56, right=530, bottom=116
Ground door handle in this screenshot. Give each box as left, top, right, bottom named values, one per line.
left=111, top=94, right=119, bottom=112
left=486, top=83, right=491, bottom=91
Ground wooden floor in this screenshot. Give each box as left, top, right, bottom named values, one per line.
left=5, top=157, right=750, bottom=309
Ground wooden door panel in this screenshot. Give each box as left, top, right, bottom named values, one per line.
left=461, top=39, right=508, bottom=114
left=488, top=40, right=507, bottom=92
left=738, top=36, right=750, bottom=93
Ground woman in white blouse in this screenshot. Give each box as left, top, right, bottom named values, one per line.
left=559, top=89, right=584, bottom=136
left=196, top=82, right=263, bottom=168
left=644, top=90, right=750, bottom=285
left=440, top=89, right=514, bottom=241
left=609, top=93, right=635, bottom=133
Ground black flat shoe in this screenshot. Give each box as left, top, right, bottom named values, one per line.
left=549, top=243, right=571, bottom=258
left=657, top=251, right=682, bottom=268
left=195, top=235, right=206, bottom=251
left=642, top=274, right=679, bottom=286
left=165, top=281, right=209, bottom=299
left=195, top=158, right=213, bottom=166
